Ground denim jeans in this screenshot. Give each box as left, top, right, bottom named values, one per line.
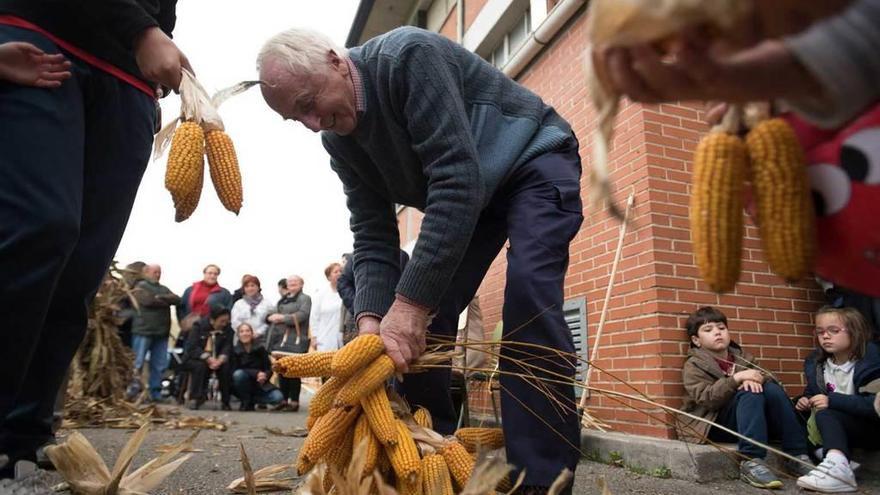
left=710, top=382, right=808, bottom=459
left=132, top=335, right=169, bottom=400
left=232, top=369, right=283, bottom=405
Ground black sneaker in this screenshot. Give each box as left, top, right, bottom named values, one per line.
left=740, top=458, right=783, bottom=489
left=783, top=454, right=814, bottom=477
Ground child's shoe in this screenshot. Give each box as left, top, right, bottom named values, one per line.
left=740, top=458, right=783, bottom=489
left=797, top=454, right=857, bottom=493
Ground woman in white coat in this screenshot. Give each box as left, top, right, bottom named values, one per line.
left=309, top=263, right=343, bottom=352
left=230, top=275, right=274, bottom=345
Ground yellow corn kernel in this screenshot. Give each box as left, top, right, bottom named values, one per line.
left=361, top=387, right=398, bottom=446
left=309, top=376, right=345, bottom=419
left=454, top=427, right=505, bottom=453
left=204, top=129, right=242, bottom=214
left=323, top=426, right=355, bottom=492
left=746, top=118, right=815, bottom=281
left=413, top=407, right=433, bottom=430
left=440, top=441, right=474, bottom=490
left=306, top=414, right=317, bottom=431
left=296, top=405, right=360, bottom=475
left=331, top=334, right=384, bottom=378
left=335, top=354, right=395, bottom=408
left=165, top=121, right=205, bottom=220
left=421, top=454, right=454, bottom=495
left=690, top=130, right=748, bottom=292
left=385, top=420, right=421, bottom=484
left=274, top=351, right=334, bottom=378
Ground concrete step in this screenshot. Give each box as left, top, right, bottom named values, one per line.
left=580, top=429, right=880, bottom=482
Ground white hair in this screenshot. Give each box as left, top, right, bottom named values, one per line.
left=257, top=28, right=347, bottom=79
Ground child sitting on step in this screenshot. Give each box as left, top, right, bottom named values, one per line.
left=795, top=306, right=880, bottom=493
left=679, top=306, right=812, bottom=490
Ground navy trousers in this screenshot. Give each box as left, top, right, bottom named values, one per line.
left=815, top=407, right=880, bottom=458
left=710, top=383, right=808, bottom=459
left=398, top=138, right=584, bottom=487
left=0, top=26, right=155, bottom=459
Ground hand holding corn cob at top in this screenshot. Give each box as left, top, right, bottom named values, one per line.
left=273, top=334, right=508, bottom=494
left=155, top=70, right=258, bottom=221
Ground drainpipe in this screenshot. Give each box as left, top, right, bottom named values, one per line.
left=502, top=0, right=585, bottom=79
left=457, top=0, right=465, bottom=43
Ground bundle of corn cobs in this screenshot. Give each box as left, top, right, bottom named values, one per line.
left=691, top=106, right=815, bottom=292
left=153, top=70, right=259, bottom=222
left=273, top=334, right=509, bottom=495
left=584, top=1, right=818, bottom=292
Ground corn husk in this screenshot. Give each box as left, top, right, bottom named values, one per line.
left=45, top=424, right=193, bottom=495
left=152, top=70, right=260, bottom=160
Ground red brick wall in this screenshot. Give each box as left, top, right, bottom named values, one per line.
left=397, top=6, right=825, bottom=439
left=464, top=0, right=488, bottom=31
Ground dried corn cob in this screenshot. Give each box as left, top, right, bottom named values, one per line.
left=454, top=427, right=505, bottom=453
left=323, top=426, right=355, bottom=492
left=413, top=407, right=433, bottom=430
left=335, top=354, right=395, bottom=408
left=173, top=165, right=203, bottom=222
left=361, top=387, right=398, bottom=446
left=274, top=351, right=334, bottom=378
left=205, top=129, right=242, bottom=214
left=297, top=405, right=360, bottom=475
left=421, top=454, right=454, bottom=495
left=306, top=414, right=317, bottom=431
left=165, top=121, right=205, bottom=219
left=385, top=420, right=421, bottom=484
left=308, top=376, right=344, bottom=420
left=440, top=440, right=474, bottom=490
left=690, top=124, right=748, bottom=293
left=331, top=334, right=384, bottom=378
left=354, top=414, right=381, bottom=477
left=746, top=118, right=815, bottom=281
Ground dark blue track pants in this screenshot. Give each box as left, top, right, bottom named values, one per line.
left=398, top=138, right=584, bottom=487
left=0, top=25, right=155, bottom=458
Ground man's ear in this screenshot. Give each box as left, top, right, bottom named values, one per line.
left=328, top=49, right=346, bottom=74
left=691, top=336, right=701, bottom=348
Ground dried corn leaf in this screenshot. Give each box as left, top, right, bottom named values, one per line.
left=227, top=463, right=298, bottom=493
left=264, top=426, right=308, bottom=437
left=167, top=415, right=228, bottom=431
left=45, top=424, right=192, bottom=495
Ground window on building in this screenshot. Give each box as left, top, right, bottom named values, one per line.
left=563, top=296, right=588, bottom=398
left=488, top=9, right=531, bottom=69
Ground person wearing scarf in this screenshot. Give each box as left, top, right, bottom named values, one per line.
left=177, top=264, right=233, bottom=334
left=266, top=275, right=311, bottom=411
left=231, top=274, right=274, bottom=345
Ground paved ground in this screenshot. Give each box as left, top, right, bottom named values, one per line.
left=46, top=400, right=879, bottom=494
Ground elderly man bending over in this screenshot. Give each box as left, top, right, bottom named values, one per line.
left=257, top=27, right=582, bottom=492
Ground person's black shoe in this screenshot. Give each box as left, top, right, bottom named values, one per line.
left=0, top=454, right=13, bottom=479
left=188, top=399, right=204, bottom=410
left=33, top=444, right=54, bottom=471
left=221, top=403, right=232, bottom=411
left=255, top=403, right=267, bottom=410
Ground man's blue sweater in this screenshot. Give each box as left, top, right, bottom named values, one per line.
left=322, top=27, right=574, bottom=318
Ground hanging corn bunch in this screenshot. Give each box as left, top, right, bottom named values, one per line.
left=153, top=69, right=259, bottom=221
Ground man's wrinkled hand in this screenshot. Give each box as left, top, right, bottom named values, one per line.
left=379, top=296, right=430, bottom=373
left=357, top=315, right=381, bottom=335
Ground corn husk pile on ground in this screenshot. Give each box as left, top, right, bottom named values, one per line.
left=154, top=69, right=260, bottom=222
left=46, top=425, right=195, bottom=495
left=264, top=334, right=538, bottom=495
left=584, top=1, right=817, bottom=291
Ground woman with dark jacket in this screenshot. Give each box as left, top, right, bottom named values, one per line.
left=183, top=306, right=234, bottom=410
left=177, top=264, right=233, bottom=326
left=266, top=275, right=310, bottom=411
left=231, top=323, right=283, bottom=410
